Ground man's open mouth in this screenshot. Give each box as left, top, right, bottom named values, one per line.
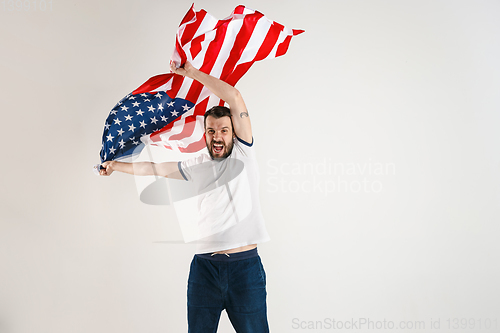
left=213, top=143, right=224, bottom=154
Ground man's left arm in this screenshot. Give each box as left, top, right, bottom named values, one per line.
left=170, top=61, right=252, bottom=143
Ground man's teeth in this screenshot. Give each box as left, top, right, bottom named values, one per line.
left=213, top=143, right=223, bottom=152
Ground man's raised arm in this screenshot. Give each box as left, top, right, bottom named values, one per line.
left=170, top=61, right=252, bottom=143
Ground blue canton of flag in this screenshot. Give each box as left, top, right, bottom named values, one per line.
left=100, top=92, right=194, bottom=163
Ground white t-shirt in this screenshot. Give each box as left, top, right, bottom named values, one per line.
left=177, top=136, right=270, bottom=253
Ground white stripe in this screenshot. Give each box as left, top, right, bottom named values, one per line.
left=152, top=78, right=173, bottom=93
left=190, top=11, right=218, bottom=41
left=234, top=17, right=272, bottom=66
left=173, top=77, right=194, bottom=100
left=209, top=15, right=244, bottom=79
left=263, top=29, right=290, bottom=60
left=186, top=27, right=218, bottom=69
left=241, top=7, right=255, bottom=15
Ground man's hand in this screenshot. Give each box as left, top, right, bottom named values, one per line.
left=99, top=161, right=115, bottom=176
left=170, top=61, right=196, bottom=79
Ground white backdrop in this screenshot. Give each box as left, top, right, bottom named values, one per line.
left=1, top=0, right=499, bottom=332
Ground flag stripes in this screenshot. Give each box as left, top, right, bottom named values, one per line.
left=132, top=4, right=303, bottom=153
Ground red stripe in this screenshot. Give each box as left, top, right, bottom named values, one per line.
left=233, top=5, right=245, bottom=15
left=179, top=4, right=195, bottom=26
left=193, top=97, right=209, bottom=116
left=254, top=22, right=282, bottom=61
left=219, top=11, right=263, bottom=82
left=184, top=18, right=230, bottom=103
left=225, top=61, right=252, bottom=87
left=201, top=18, right=231, bottom=72
left=190, top=34, right=205, bottom=59
left=184, top=80, right=204, bottom=103
left=165, top=75, right=184, bottom=99
left=180, top=8, right=207, bottom=47
left=179, top=136, right=207, bottom=153
left=224, top=21, right=282, bottom=86
left=132, top=74, right=174, bottom=94
left=276, top=35, right=292, bottom=57
left=169, top=115, right=197, bottom=141
left=149, top=131, right=163, bottom=143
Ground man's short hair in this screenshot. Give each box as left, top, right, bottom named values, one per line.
left=204, top=106, right=233, bottom=130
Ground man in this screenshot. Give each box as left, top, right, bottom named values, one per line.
left=100, top=61, right=270, bottom=332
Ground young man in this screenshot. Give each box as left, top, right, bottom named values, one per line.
left=100, top=61, right=270, bottom=332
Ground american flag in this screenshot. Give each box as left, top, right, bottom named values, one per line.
left=100, top=4, right=303, bottom=162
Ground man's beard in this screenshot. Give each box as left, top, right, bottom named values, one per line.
left=207, top=138, right=234, bottom=160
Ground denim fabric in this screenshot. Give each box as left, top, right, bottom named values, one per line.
left=187, top=252, right=269, bottom=332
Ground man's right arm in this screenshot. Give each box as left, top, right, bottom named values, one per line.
left=99, top=160, right=183, bottom=179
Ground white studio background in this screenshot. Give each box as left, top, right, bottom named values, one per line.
left=1, top=0, right=499, bottom=332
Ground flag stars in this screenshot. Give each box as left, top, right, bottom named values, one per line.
left=144, top=98, right=151, bottom=102
left=140, top=93, right=147, bottom=97
left=106, top=133, right=115, bottom=142
left=120, top=105, right=129, bottom=111
left=182, top=104, right=190, bottom=111
left=114, top=118, right=122, bottom=125
left=171, top=110, right=179, bottom=117
left=148, top=105, right=155, bottom=112
left=118, top=139, right=125, bottom=148
left=158, top=104, right=164, bottom=111
left=128, top=124, right=136, bottom=132
left=139, top=120, right=147, bottom=129
left=117, top=128, right=125, bottom=136
left=150, top=116, right=158, bottom=124
left=109, top=146, right=116, bottom=154
left=155, top=92, right=162, bottom=98
left=167, top=101, right=175, bottom=108
left=136, top=110, right=144, bottom=116
left=133, top=140, right=140, bottom=145
left=129, top=95, right=136, bottom=100
left=161, top=115, right=168, bottom=122
left=104, top=122, right=110, bottom=130
left=124, top=114, right=133, bottom=121
left=132, top=101, right=140, bottom=107
left=110, top=110, right=118, bottom=115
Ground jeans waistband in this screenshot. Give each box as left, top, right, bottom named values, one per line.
left=195, top=247, right=258, bottom=262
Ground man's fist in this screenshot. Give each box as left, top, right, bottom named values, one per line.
left=170, top=61, right=195, bottom=78
left=99, top=161, right=115, bottom=176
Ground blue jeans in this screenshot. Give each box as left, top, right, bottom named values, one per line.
left=187, top=248, right=269, bottom=332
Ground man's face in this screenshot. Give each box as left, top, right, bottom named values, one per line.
left=205, top=115, right=234, bottom=159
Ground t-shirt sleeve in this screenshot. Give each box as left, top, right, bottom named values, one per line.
left=237, top=136, right=254, bottom=147
left=234, top=136, right=256, bottom=158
